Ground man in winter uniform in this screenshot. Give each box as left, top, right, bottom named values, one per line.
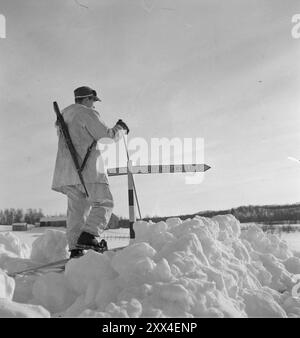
left=52, top=86, right=129, bottom=258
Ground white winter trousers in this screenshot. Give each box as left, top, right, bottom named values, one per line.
left=62, top=183, right=114, bottom=250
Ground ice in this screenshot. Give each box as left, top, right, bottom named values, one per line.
left=1, top=214, right=300, bottom=317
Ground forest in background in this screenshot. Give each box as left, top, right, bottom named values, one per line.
left=0, top=203, right=299, bottom=227
left=0, top=208, right=44, bottom=225
left=137, top=203, right=300, bottom=226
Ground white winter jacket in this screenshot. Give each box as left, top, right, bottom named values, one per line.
left=51, top=103, right=122, bottom=194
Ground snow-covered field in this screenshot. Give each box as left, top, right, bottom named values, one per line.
left=279, top=232, right=300, bottom=252
left=1, top=216, right=300, bottom=318
left=0, top=225, right=130, bottom=251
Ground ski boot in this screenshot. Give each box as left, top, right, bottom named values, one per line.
left=69, top=249, right=84, bottom=259
left=76, top=232, right=108, bottom=253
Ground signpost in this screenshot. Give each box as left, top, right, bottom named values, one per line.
left=107, top=163, right=211, bottom=240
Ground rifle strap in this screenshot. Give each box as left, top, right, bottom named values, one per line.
left=79, top=140, right=97, bottom=173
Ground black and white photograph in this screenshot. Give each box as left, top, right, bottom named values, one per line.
left=0, top=0, right=300, bottom=321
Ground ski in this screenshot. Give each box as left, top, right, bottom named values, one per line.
left=8, top=245, right=128, bottom=278
left=8, top=258, right=70, bottom=278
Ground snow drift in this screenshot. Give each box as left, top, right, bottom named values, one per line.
left=1, top=214, right=300, bottom=318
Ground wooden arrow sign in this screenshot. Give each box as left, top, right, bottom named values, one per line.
left=107, top=163, right=211, bottom=176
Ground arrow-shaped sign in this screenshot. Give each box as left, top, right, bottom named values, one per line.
left=107, top=163, right=211, bottom=176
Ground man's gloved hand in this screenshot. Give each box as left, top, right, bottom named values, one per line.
left=116, top=119, right=130, bottom=134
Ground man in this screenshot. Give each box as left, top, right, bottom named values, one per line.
left=52, top=86, right=129, bottom=258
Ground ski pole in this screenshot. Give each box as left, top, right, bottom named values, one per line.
left=122, top=133, right=142, bottom=220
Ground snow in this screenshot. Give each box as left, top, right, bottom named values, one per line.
left=0, top=269, right=15, bottom=300
left=65, top=250, right=117, bottom=295
left=283, top=256, right=300, bottom=274
left=280, top=232, right=300, bottom=253
left=241, top=288, right=287, bottom=318
left=1, top=216, right=300, bottom=317
left=0, top=298, right=50, bottom=318
left=30, top=229, right=68, bottom=264
left=0, top=231, right=30, bottom=258
left=32, top=272, right=77, bottom=313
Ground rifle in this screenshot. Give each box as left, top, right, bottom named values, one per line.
left=53, top=101, right=96, bottom=197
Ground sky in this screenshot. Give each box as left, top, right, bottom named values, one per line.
left=0, top=0, right=300, bottom=218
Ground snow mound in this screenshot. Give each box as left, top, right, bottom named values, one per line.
left=0, top=267, right=50, bottom=317
left=0, top=269, right=15, bottom=300
left=1, top=215, right=300, bottom=318
left=0, top=298, right=50, bottom=318
left=0, top=233, right=34, bottom=278
left=0, top=232, right=30, bottom=258
left=32, top=272, right=77, bottom=314
left=65, top=250, right=117, bottom=295
left=30, top=229, right=68, bottom=264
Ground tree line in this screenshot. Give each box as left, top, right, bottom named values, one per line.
left=199, top=204, right=300, bottom=223
left=141, top=203, right=300, bottom=225
left=0, top=208, right=44, bottom=225
left=1, top=203, right=300, bottom=227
